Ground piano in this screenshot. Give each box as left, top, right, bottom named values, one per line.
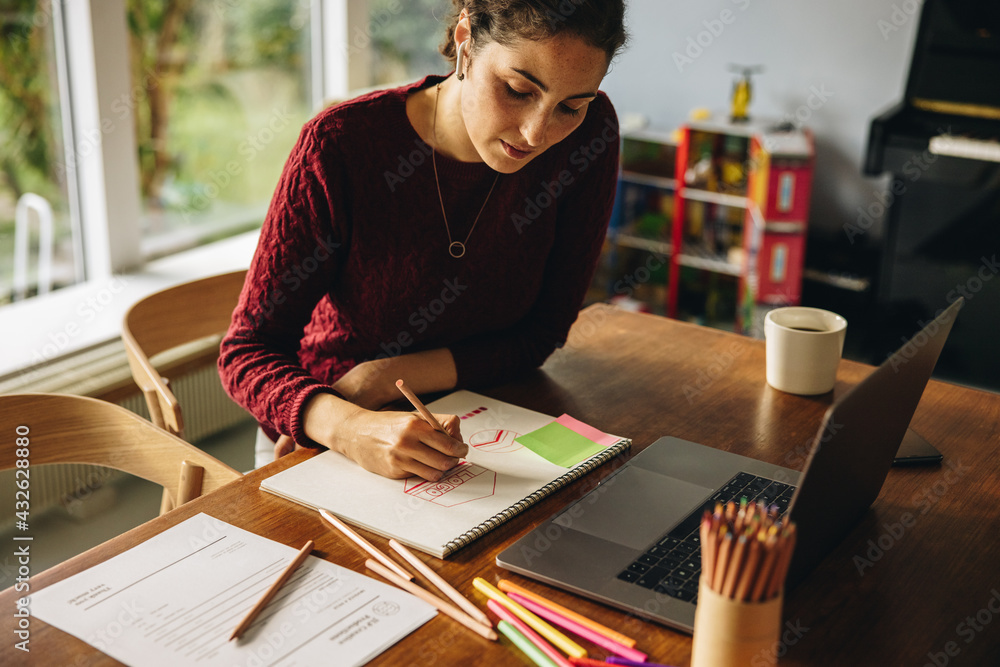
left=863, top=0, right=1000, bottom=392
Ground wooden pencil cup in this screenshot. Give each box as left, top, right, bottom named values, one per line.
left=690, top=577, right=783, bottom=667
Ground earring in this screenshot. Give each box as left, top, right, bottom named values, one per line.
left=455, top=40, right=468, bottom=81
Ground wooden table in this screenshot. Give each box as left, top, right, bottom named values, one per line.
left=5, top=304, right=1000, bottom=665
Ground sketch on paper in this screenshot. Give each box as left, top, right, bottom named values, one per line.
left=403, top=462, right=497, bottom=507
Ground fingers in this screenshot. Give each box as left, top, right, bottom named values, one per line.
left=274, top=434, right=296, bottom=459
left=428, top=413, right=467, bottom=457
left=435, top=413, right=465, bottom=443
left=338, top=410, right=469, bottom=482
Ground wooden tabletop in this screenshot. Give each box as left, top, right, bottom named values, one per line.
left=5, top=304, right=1000, bottom=665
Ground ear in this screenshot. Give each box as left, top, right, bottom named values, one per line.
left=454, top=8, right=472, bottom=49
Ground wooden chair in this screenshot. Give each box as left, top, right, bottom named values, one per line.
left=121, top=269, right=247, bottom=439
left=0, top=394, right=241, bottom=515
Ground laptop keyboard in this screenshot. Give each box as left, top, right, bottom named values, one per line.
left=616, top=471, right=796, bottom=604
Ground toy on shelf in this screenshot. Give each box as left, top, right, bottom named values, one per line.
left=592, top=116, right=813, bottom=334
left=728, top=64, right=763, bottom=123
left=670, top=113, right=814, bottom=333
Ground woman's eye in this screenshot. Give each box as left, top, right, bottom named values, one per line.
left=559, top=104, right=582, bottom=117
left=505, top=85, right=531, bottom=100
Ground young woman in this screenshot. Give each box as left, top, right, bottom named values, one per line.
left=219, top=0, right=628, bottom=480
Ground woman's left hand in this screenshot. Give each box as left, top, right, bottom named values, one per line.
left=332, top=360, right=394, bottom=410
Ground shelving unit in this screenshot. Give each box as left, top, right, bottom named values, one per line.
left=592, top=129, right=678, bottom=315
left=595, top=117, right=814, bottom=334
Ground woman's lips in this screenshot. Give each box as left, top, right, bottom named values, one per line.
left=501, top=140, right=532, bottom=160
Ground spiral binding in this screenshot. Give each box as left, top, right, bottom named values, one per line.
left=440, top=439, right=632, bottom=557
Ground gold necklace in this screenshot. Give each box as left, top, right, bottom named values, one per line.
left=432, top=83, right=500, bottom=258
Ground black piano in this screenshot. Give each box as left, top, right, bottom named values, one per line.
left=864, top=0, right=1000, bottom=393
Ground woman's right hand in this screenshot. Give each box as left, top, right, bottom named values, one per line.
left=303, top=393, right=467, bottom=481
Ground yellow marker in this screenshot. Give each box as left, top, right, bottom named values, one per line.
left=472, top=578, right=587, bottom=659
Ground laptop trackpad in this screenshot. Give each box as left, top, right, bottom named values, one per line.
left=553, top=467, right=713, bottom=552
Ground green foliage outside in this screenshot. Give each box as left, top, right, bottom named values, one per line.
left=370, top=0, right=449, bottom=85
left=0, top=0, right=67, bottom=303
left=1, top=0, right=451, bottom=302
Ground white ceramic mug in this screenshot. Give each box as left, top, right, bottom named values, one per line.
left=764, top=307, right=847, bottom=395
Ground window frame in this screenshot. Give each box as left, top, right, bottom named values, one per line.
left=0, top=0, right=374, bottom=378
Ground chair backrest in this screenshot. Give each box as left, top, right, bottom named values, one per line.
left=0, top=394, right=241, bottom=514
left=122, top=270, right=247, bottom=437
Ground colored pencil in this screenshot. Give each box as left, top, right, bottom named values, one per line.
left=497, top=620, right=559, bottom=667
left=318, top=509, right=413, bottom=581
left=487, top=599, right=573, bottom=667
left=750, top=532, right=780, bottom=602
left=365, top=559, right=497, bottom=641
left=507, top=592, right=648, bottom=662
left=712, top=531, right=734, bottom=592
left=389, top=538, right=490, bottom=626
left=699, top=501, right=797, bottom=601
left=396, top=378, right=448, bottom=433
left=734, top=531, right=764, bottom=601
left=497, top=579, right=638, bottom=648
left=721, top=532, right=749, bottom=598
left=473, top=577, right=588, bottom=658
left=230, top=540, right=313, bottom=640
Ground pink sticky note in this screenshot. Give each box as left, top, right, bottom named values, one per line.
left=554, top=414, right=620, bottom=447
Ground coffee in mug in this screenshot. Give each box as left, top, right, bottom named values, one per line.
left=764, top=307, right=847, bottom=395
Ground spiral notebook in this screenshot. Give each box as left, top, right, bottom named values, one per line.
left=260, top=391, right=631, bottom=558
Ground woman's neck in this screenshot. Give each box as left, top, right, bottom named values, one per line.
left=407, top=75, right=482, bottom=163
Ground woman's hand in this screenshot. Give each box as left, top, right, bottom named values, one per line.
left=302, top=393, right=467, bottom=481
left=331, top=360, right=395, bottom=410
left=331, top=348, right=461, bottom=411
left=339, top=410, right=467, bottom=481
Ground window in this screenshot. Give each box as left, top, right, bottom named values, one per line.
left=128, top=0, right=315, bottom=258
left=0, top=0, right=458, bottom=376
left=0, top=0, right=79, bottom=305
left=368, top=0, right=450, bottom=86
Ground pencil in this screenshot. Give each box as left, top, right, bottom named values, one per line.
left=230, top=540, right=313, bottom=640
left=767, top=524, right=797, bottom=600
left=751, top=531, right=780, bottom=602
left=733, top=531, right=763, bottom=602
left=699, top=511, right=715, bottom=595
left=712, top=532, right=734, bottom=593
left=318, top=509, right=413, bottom=581
left=497, top=578, right=639, bottom=648
left=721, top=532, right=749, bottom=598
left=395, top=379, right=447, bottom=433
left=389, top=538, right=490, bottom=626
left=366, top=559, right=498, bottom=641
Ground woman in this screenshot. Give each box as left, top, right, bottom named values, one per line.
left=219, top=0, right=628, bottom=480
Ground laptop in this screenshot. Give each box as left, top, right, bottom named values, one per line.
left=496, top=297, right=963, bottom=633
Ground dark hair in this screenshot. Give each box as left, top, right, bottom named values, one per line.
left=440, top=0, right=628, bottom=65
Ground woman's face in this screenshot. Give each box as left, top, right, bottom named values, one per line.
left=459, top=31, right=609, bottom=174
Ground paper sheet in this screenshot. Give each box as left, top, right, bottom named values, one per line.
left=31, top=513, right=435, bottom=666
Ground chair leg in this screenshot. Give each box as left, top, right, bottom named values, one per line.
left=159, top=488, right=174, bottom=515
left=178, top=461, right=205, bottom=505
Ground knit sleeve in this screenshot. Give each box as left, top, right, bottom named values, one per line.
left=449, top=99, right=620, bottom=387
left=218, top=121, right=346, bottom=447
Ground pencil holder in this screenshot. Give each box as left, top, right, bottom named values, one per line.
left=690, top=576, right=783, bottom=667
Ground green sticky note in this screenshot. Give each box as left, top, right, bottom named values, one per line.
left=515, top=422, right=605, bottom=468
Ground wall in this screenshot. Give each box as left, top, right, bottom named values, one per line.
left=601, top=0, right=923, bottom=268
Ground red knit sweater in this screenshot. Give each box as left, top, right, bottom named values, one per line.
left=219, top=75, right=620, bottom=445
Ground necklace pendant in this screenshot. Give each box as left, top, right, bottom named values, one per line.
left=448, top=241, right=466, bottom=258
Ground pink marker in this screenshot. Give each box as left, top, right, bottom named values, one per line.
left=508, top=592, right=648, bottom=663
left=487, top=599, right=574, bottom=667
